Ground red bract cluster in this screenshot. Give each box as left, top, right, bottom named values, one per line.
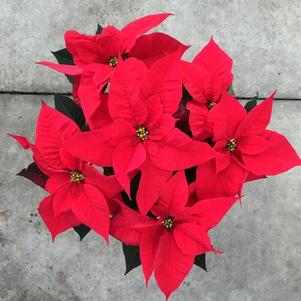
left=10, top=13, right=301, bottom=299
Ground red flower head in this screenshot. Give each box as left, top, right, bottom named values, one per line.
left=62, top=55, right=217, bottom=215
left=110, top=172, right=238, bottom=299
left=196, top=92, right=301, bottom=198
left=182, top=37, right=233, bottom=140
left=9, top=103, right=121, bottom=241
left=38, top=13, right=188, bottom=128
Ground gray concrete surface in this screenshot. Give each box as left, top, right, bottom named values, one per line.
left=1, top=0, right=301, bottom=98
left=1, top=1, right=301, bottom=300
left=0, top=95, right=300, bottom=301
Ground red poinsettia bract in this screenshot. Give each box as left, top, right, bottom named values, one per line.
left=38, top=13, right=188, bottom=127
left=111, top=172, right=238, bottom=299
left=10, top=103, right=121, bottom=241
left=196, top=92, right=301, bottom=198
left=9, top=11, right=301, bottom=300
left=62, top=55, right=217, bottom=215
left=182, top=37, right=233, bottom=140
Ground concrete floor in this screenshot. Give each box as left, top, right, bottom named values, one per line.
left=0, top=1, right=301, bottom=300
left=2, top=0, right=301, bottom=98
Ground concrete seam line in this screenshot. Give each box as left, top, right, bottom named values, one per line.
left=0, top=90, right=301, bottom=101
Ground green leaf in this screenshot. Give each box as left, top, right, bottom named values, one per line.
left=244, top=93, right=259, bottom=113
left=54, top=94, right=87, bottom=130
left=181, top=86, right=192, bottom=104
left=119, top=171, right=140, bottom=210
left=122, top=244, right=207, bottom=275
left=185, top=166, right=196, bottom=184
left=73, top=224, right=91, bottom=240
left=227, top=85, right=235, bottom=96
left=96, top=24, right=103, bottom=34
left=194, top=253, right=207, bottom=271
left=51, top=48, right=75, bottom=83
left=103, top=167, right=114, bottom=176
left=17, top=162, right=48, bottom=188
left=52, top=48, right=73, bottom=64
left=122, top=243, right=141, bottom=275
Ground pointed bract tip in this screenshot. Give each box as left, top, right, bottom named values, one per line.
left=213, top=247, right=223, bottom=254
left=123, top=187, right=131, bottom=200
left=145, top=278, right=150, bottom=288
left=39, top=100, right=55, bottom=115
left=36, top=61, right=46, bottom=65
left=207, top=36, right=218, bottom=46
left=104, top=235, right=110, bottom=246
left=260, top=91, right=276, bottom=107
left=182, top=44, right=192, bottom=53
left=139, top=208, right=149, bottom=217
left=7, top=134, right=31, bottom=149
left=51, top=233, right=57, bottom=243
left=157, top=12, right=173, bottom=17
left=271, top=90, right=277, bottom=98
left=35, top=61, right=82, bottom=75
left=7, top=133, right=15, bottom=139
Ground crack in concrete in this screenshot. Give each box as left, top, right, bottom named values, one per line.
left=0, top=90, right=301, bottom=100
left=0, top=91, right=71, bottom=96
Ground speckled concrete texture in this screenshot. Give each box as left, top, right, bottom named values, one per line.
left=1, top=95, right=300, bottom=301
left=1, top=1, right=301, bottom=97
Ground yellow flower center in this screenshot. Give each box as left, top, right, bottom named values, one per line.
left=162, top=216, right=174, bottom=231
left=108, top=56, right=118, bottom=67
left=226, top=138, right=237, bottom=152
left=207, top=101, right=217, bottom=110
left=136, top=126, right=149, bottom=141
left=70, top=170, right=85, bottom=183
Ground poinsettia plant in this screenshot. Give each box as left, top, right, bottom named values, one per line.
left=10, top=13, right=300, bottom=299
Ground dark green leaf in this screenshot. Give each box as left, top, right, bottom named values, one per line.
left=104, top=167, right=139, bottom=210
left=227, top=85, right=235, bottom=96
left=122, top=244, right=207, bottom=275
left=73, top=224, right=91, bottom=240
left=244, top=93, right=259, bottom=113
left=51, top=48, right=74, bottom=65
left=96, top=24, right=103, bottom=34
left=130, top=172, right=141, bottom=204
left=185, top=166, right=196, bottom=184
left=194, top=253, right=207, bottom=272
left=51, top=48, right=74, bottom=83
left=174, top=103, right=192, bottom=137
left=181, top=86, right=192, bottom=104
left=17, top=162, right=48, bottom=188
left=103, top=167, right=114, bottom=176
left=122, top=243, right=141, bottom=275
left=54, top=94, right=87, bottom=130
left=119, top=171, right=140, bottom=210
